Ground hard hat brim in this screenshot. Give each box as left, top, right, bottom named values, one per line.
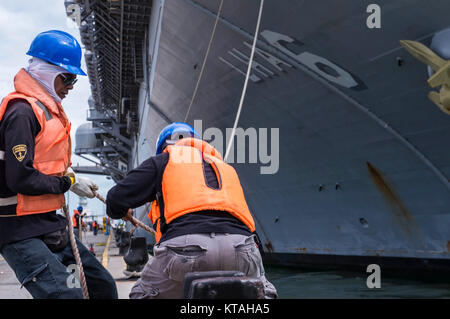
left=26, top=51, right=87, bottom=76
left=57, top=62, right=87, bottom=76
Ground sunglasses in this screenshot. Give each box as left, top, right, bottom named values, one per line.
left=60, top=73, right=78, bottom=86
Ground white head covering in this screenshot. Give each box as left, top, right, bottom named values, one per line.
left=26, top=57, right=70, bottom=103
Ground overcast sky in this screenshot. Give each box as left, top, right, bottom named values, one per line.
left=0, top=0, right=115, bottom=220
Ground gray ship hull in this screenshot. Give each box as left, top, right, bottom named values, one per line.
left=70, top=0, right=450, bottom=272
left=138, top=0, right=450, bottom=271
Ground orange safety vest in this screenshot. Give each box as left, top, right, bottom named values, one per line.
left=72, top=210, right=80, bottom=228
left=148, top=137, right=255, bottom=243
left=0, top=69, right=72, bottom=216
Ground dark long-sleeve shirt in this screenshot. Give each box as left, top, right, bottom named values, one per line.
left=106, top=152, right=251, bottom=243
left=0, top=99, right=71, bottom=244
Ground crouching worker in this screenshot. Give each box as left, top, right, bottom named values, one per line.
left=106, top=122, right=277, bottom=299
left=0, top=30, right=117, bottom=299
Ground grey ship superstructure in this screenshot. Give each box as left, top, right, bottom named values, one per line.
left=66, top=0, right=450, bottom=273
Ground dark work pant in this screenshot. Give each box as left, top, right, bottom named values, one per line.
left=0, top=236, right=118, bottom=299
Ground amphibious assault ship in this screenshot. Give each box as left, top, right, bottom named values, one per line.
left=66, top=0, right=450, bottom=273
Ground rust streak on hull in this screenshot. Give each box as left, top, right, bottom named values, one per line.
left=366, top=162, right=422, bottom=242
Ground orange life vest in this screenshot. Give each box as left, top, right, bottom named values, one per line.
left=148, top=138, right=255, bottom=243
left=0, top=69, right=72, bottom=216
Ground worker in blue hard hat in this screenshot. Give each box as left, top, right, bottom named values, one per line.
left=0, top=30, right=117, bottom=299
left=73, top=206, right=87, bottom=238
left=106, top=122, right=277, bottom=299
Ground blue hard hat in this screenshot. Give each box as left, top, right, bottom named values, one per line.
left=155, top=122, right=200, bottom=155
left=27, top=30, right=86, bottom=76
left=77, top=206, right=83, bottom=212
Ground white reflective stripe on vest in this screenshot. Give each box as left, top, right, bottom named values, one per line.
left=0, top=196, right=18, bottom=206
left=0, top=150, right=4, bottom=160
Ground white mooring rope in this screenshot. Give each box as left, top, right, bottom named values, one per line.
left=184, top=0, right=225, bottom=122
left=93, top=192, right=156, bottom=236
left=63, top=204, right=89, bottom=299
left=224, top=0, right=264, bottom=162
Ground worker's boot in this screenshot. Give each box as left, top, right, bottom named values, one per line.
left=114, top=228, right=122, bottom=243
left=123, top=263, right=145, bottom=278
left=123, top=237, right=148, bottom=278
left=117, top=231, right=131, bottom=256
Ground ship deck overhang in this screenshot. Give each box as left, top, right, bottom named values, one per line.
left=65, top=0, right=152, bottom=181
